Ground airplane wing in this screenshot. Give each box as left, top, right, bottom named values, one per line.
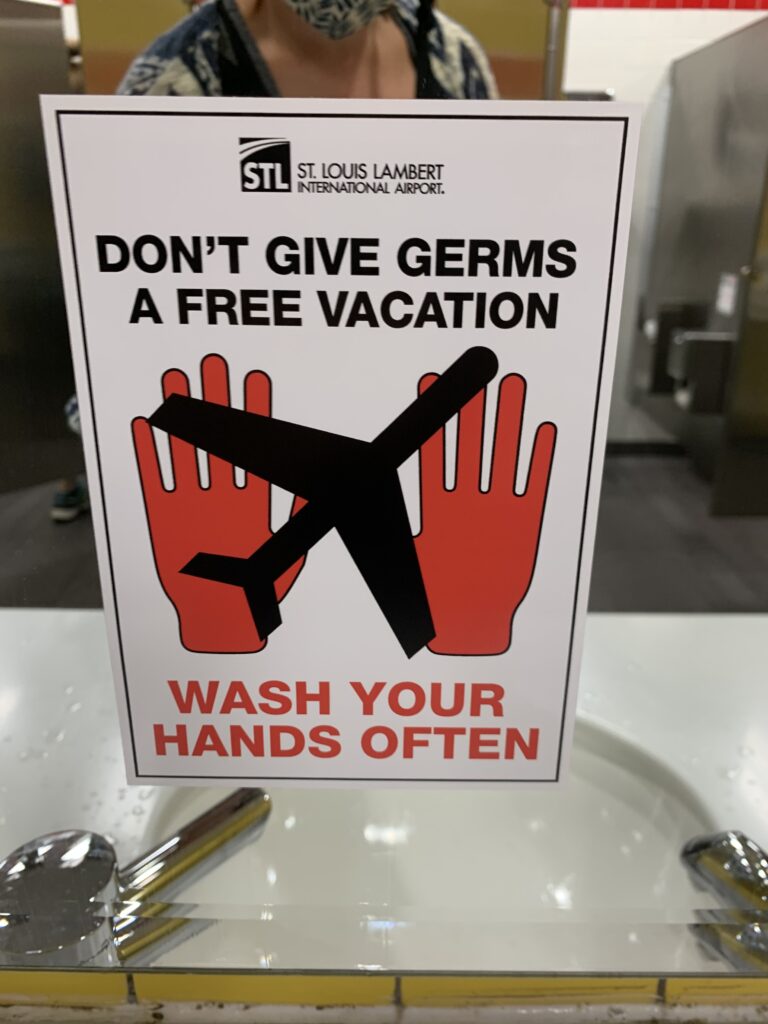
left=333, top=469, right=435, bottom=659
left=149, top=394, right=365, bottom=499
left=181, top=502, right=333, bottom=642
left=374, top=345, right=498, bottom=464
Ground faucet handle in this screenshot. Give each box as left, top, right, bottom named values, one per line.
left=682, top=831, right=768, bottom=911
left=0, top=831, right=119, bottom=967
left=682, top=831, right=768, bottom=972
left=0, top=789, right=271, bottom=967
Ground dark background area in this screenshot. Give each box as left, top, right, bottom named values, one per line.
left=2, top=452, right=768, bottom=612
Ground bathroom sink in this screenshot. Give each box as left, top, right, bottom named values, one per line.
left=5, top=610, right=760, bottom=974
left=140, top=718, right=720, bottom=972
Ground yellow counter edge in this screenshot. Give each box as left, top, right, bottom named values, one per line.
left=2, top=972, right=768, bottom=1009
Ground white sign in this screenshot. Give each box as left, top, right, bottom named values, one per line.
left=42, top=97, right=637, bottom=787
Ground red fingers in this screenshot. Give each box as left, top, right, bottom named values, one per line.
left=418, top=373, right=445, bottom=507
left=161, top=367, right=198, bottom=491
left=525, top=421, right=557, bottom=510
left=242, top=368, right=271, bottom=501
left=132, top=416, right=164, bottom=505
left=244, top=367, right=271, bottom=418
left=200, top=353, right=235, bottom=490
left=455, top=387, right=486, bottom=492
left=491, top=374, right=526, bottom=493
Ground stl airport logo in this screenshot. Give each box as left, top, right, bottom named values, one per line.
left=239, top=138, right=292, bottom=192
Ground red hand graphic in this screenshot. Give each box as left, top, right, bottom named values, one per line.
left=415, top=373, right=556, bottom=656
left=132, top=354, right=304, bottom=654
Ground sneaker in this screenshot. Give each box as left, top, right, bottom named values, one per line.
left=50, top=477, right=90, bottom=523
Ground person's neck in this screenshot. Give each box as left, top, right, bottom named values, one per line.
left=236, top=0, right=375, bottom=68
left=234, top=0, right=414, bottom=99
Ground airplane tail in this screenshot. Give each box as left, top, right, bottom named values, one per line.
left=182, top=552, right=282, bottom=641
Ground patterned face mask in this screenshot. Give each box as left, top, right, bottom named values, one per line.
left=282, top=0, right=393, bottom=39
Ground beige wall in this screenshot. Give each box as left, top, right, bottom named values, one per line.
left=77, top=0, right=188, bottom=93
left=442, top=0, right=550, bottom=98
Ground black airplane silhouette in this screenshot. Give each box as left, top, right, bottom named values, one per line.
left=149, top=346, right=499, bottom=658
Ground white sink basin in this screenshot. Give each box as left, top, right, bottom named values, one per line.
left=141, top=718, right=720, bottom=972
left=6, top=611, right=763, bottom=974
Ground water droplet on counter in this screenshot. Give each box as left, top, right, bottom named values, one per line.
left=68, top=702, right=82, bottom=713
left=138, top=788, right=152, bottom=801
left=632, top=830, right=644, bottom=843
left=543, top=881, right=573, bottom=910
left=739, top=746, right=754, bottom=758
left=723, top=767, right=739, bottom=781
left=620, top=844, right=631, bottom=857
left=64, top=686, right=74, bottom=696
left=132, top=806, right=145, bottom=817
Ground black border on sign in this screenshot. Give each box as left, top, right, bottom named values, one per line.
left=56, top=109, right=629, bottom=784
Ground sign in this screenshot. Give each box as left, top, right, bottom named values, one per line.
left=42, top=97, right=637, bottom=787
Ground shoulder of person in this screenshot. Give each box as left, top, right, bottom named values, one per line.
left=117, top=1, right=222, bottom=96
left=395, top=0, right=499, bottom=99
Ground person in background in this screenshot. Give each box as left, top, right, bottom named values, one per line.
left=119, top=0, right=498, bottom=100
left=50, top=395, right=89, bottom=523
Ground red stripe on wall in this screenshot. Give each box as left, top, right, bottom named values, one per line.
left=570, top=1, right=768, bottom=8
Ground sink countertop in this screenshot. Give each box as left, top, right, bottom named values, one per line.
left=0, top=609, right=766, bottom=861
left=0, top=605, right=765, bottom=992
left=579, top=612, right=768, bottom=850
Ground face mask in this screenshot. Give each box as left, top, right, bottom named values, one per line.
left=282, top=0, right=393, bottom=39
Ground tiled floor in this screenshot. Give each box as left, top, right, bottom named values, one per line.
left=589, top=455, right=768, bottom=610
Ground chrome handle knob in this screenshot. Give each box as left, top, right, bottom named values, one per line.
left=0, top=788, right=271, bottom=967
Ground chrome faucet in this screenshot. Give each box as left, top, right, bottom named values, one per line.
left=0, top=788, right=271, bottom=967
left=681, top=830, right=768, bottom=971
